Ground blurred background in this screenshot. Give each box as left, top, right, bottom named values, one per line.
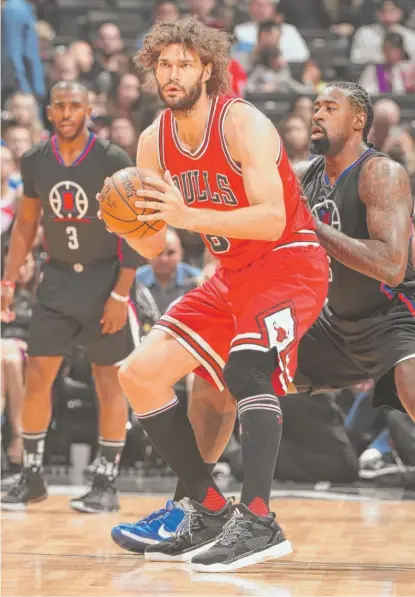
left=1, top=0, right=415, bottom=497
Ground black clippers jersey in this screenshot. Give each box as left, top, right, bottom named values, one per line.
left=21, top=134, right=139, bottom=267
left=302, top=149, right=415, bottom=320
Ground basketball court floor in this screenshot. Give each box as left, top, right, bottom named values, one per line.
left=2, top=480, right=415, bottom=597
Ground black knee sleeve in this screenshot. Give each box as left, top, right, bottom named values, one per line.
left=223, top=349, right=277, bottom=401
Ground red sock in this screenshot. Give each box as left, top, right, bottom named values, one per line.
left=202, top=486, right=227, bottom=511
left=247, top=497, right=269, bottom=516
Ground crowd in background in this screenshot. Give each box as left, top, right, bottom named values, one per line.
left=1, top=0, right=415, bottom=487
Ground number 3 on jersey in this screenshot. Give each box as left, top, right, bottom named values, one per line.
left=66, top=226, right=79, bottom=250
left=204, top=234, right=231, bottom=254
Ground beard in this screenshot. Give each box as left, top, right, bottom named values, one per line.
left=56, top=116, right=87, bottom=141
left=309, top=126, right=331, bottom=155
left=158, top=75, right=203, bottom=113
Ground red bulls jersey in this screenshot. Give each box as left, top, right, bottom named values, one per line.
left=158, top=95, right=317, bottom=270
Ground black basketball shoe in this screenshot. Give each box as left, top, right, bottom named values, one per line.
left=190, top=503, right=292, bottom=572
left=70, top=473, right=119, bottom=513
left=1, top=469, right=47, bottom=510
left=144, top=497, right=232, bottom=562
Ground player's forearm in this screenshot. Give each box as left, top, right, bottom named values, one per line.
left=3, top=219, right=38, bottom=283
left=112, top=268, right=136, bottom=297
left=186, top=204, right=286, bottom=241
left=316, top=222, right=406, bottom=287
left=124, top=225, right=167, bottom=259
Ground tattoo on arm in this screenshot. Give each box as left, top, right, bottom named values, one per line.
left=316, top=157, right=412, bottom=287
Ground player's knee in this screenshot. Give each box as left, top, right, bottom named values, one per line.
left=118, top=348, right=154, bottom=395
left=223, top=349, right=276, bottom=401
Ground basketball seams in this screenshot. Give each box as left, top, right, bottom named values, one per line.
left=103, top=167, right=165, bottom=237
left=110, top=169, right=141, bottom=218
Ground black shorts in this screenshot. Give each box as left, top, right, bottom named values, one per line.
left=295, top=302, right=415, bottom=409
left=27, top=259, right=137, bottom=365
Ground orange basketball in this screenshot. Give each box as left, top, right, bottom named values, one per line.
left=100, top=167, right=166, bottom=238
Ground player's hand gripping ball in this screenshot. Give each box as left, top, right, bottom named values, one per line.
left=99, top=167, right=166, bottom=238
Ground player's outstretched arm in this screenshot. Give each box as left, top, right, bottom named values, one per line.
left=315, top=157, right=412, bottom=287
left=135, top=103, right=286, bottom=241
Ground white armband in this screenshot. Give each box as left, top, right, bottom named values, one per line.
left=110, top=291, right=129, bottom=303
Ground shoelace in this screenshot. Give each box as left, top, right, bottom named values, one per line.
left=174, top=498, right=203, bottom=540
left=216, top=514, right=252, bottom=546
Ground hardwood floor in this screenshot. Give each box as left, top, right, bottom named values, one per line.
left=2, top=494, right=415, bottom=596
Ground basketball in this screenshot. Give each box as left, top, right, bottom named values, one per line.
left=99, top=166, right=166, bottom=238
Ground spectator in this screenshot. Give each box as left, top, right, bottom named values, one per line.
left=1, top=0, right=45, bottom=101
left=136, top=229, right=201, bottom=315
left=291, top=95, right=314, bottom=127
left=228, top=58, right=248, bottom=97
left=49, top=51, right=79, bottom=84
left=383, top=122, right=415, bottom=175
left=248, top=21, right=282, bottom=69
left=136, top=1, right=181, bottom=49
left=3, top=125, right=32, bottom=168
left=302, top=58, right=327, bottom=93
left=185, top=0, right=216, bottom=25
left=279, top=115, right=311, bottom=166
left=90, top=115, right=112, bottom=141
left=110, top=117, right=137, bottom=159
left=0, top=146, right=20, bottom=236
left=1, top=251, right=38, bottom=465
left=350, top=0, right=415, bottom=64
left=359, top=32, right=415, bottom=93
left=94, top=22, right=126, bottom=73
left=246, top=48, right=313, bottom=94
left=5, top=91, right=44, bottom=143
left=211, top=3, right=235, bottom=30
left=368, top=98, right=401, bottom=150
left=68, top=40, right=108, bottom=88
left=107, top=73, right=144, bottom=133
left=234, top=0, right=310, bottom=63
left=277, top=0, right=331, bottom=29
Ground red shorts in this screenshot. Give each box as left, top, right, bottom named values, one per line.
left=154, top=245, right=329, bottom=395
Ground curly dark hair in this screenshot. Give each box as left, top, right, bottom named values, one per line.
left=134, top=17, right=231, bottom=96
left=326, top=81, right=375, bottom=147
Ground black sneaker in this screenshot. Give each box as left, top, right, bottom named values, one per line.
left=190, top=503, right=292, bottom=572
left=1, top=469, right=47, bottom=510
left=144, top=497, right=231, bottom=562
left=69, top=473, right=119, bottom=513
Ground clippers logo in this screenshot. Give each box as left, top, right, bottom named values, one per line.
left=311, top=198, right=341, bottom=231
left=49, top=181, right=89, bottom=220
left=311, top=199, right=341, bottom=283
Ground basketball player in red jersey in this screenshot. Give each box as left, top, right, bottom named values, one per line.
left=103, top=18, right=329, bottom=572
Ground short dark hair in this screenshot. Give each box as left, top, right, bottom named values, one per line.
left=258, top=20, right=281, bottom=35
left=50, top=80, right=88, bottom=100
left=325, top=81, right=375, bottom=146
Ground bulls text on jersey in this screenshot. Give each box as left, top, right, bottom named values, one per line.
left=172, top=171, right=239, bottom=207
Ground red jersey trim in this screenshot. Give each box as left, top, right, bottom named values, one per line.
left=218, top=98, right=283, bottom=175
left=158, top=113, right=167, bottom=171
left=170, top=96, right=218, bottom=160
